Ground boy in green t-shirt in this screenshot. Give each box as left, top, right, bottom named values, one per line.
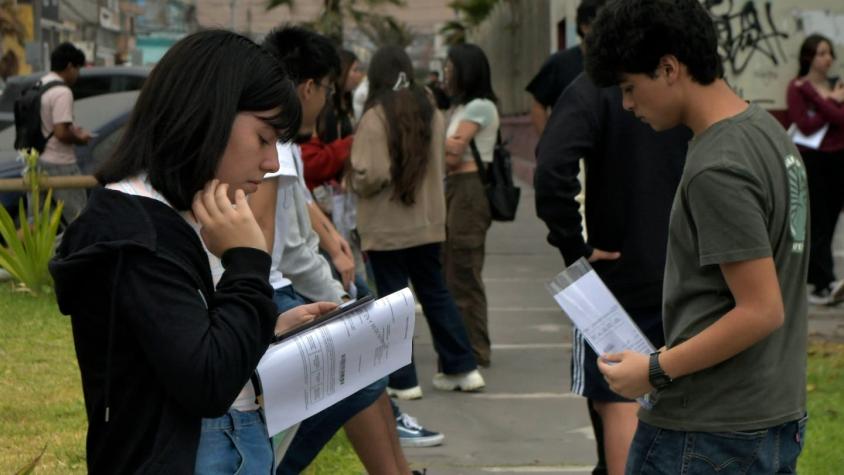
left=585, top=0, right=810, bottom=472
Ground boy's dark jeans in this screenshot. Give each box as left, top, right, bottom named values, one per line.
left=626, top=415, right=808, bottom=474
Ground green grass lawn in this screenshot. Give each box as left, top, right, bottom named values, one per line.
left=1, top=284, right=841, bottom=473
left=801, top=340, right=844, bottom=473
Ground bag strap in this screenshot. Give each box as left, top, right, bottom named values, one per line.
left=469, top=139, right=487, bottom=184
left=469, top=138, right=487, bottom=183
left=37, top=81, right=65, bottom=143
left=38, top=80, right=65, bottom=93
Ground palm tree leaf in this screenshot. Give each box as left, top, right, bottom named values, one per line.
left=265, top=0, right=295, bottom=12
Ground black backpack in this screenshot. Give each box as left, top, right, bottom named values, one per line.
left=14, top=80, right=64, bottom=153
left=469, top=130, right=521, bottom=222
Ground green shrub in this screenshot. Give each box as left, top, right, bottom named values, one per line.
left=0, top=149, right=63, bottom=295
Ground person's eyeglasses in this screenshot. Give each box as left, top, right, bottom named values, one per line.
left=316, top=81, right=335, bottom=96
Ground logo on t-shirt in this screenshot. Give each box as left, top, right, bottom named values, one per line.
left=784, top=154, right=808, bottom=253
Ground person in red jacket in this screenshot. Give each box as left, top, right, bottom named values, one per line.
left=786, top=33, right=844, bottom=305
left=301, top=49, right=363, bottom=191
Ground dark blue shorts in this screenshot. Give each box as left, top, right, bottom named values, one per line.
left=570, top=307, right=665, bottom=403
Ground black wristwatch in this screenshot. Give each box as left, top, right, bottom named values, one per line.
left=648, top=351, right=672, bottom=390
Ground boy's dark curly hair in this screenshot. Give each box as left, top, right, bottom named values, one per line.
left=584, top=0, right=723, bottom=87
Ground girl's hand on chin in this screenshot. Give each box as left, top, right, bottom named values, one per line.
left=193, top=180, right=267, bottom=257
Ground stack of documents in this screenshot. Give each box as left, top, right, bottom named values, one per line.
left=258, top=288, right=416, bottom=435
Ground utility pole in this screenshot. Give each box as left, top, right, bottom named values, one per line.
left=230, top=0, right=237, bottom=32
left=34, top=0, right=44, bottom=70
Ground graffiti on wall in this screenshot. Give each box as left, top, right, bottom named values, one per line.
left=704, top=0, right=789, bottom=76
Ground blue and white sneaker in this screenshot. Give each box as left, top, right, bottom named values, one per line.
left=396, top=413, right=444, bottom=448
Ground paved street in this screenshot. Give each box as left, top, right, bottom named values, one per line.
left=400, top=181, right=844, bottom=474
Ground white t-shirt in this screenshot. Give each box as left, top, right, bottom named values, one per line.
left=39, top=72, right=77, bottom=165
left=446, top=98, right=499, bottom=163
left=266, top=142, right=305, bottom=290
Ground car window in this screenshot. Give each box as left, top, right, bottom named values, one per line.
left=122, top=76, right=146, bottom=92
left=73, top=76, right=113, bottom=100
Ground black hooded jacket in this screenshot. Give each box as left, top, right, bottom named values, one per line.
left=49, top=187, right=277, bottom=473
left=535, top=73, right=690, bottom=311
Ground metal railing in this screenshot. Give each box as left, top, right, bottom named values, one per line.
left=0, top=175, right=98, bottom=192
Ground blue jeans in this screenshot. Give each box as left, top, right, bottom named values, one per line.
left=195, top=409, right=273, bottom=475
left=368, top=242, right=477, bottom=389
left=272, top=283, right=387, bottom=474
left=272, top=285, right=310, bottom=313
left=276, top=377, right=388, bottom=474
left=272, top=274, right=371, bottom=311
left=626, top=416, right=808, bottom=474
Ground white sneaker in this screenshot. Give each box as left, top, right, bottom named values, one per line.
left=808, top=287, right=833, bottom=306
left=386, top=385, right=423, bottom=400
left=830, top=280, right=844, bottom=305
left=432, top=369, right=485, bottom=392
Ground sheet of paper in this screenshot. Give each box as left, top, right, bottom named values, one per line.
left=546, top=259, right=655, bottom=409
left=551, top=270, right=654, bottom=356
left=258, top=288, right=416, bottom=436
left=788, top=123, right=828, bottom=150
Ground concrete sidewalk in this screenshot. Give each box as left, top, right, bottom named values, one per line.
left=400, top=184, right=598, bottom=474
left=399, top=182, right=844, bottom=474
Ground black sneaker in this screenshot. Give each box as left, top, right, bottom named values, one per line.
left=396, top=413, right=444, bottom=448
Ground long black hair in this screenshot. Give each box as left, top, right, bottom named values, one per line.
left=96, top=29, right=301, bottom=210
left=365, top=45, right=434, bottom=206
left=318, top=49, right=358, bottom=143
left=798, top=34, right=835, bottom=78
left=446, top=43, right=497, bottom=106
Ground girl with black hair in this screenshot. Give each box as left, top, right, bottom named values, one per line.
left=49, top=30, right=334, bottom=473
left=787, top=34, right=844, bottom=305
left=351, top=45, right=485, bottom=399
left=442, top=43, right=500, bottom=367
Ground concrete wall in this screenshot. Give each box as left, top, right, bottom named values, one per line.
left=472, top=0, right=844, bottom=186
left=467, top=0, right=551, bottom=117
left=466, top=0, right=555, bottom=184
left=708, top=1, right=844, bottom=110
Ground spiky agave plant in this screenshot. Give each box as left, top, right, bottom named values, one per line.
left=0, top=148, right=63, bottom=294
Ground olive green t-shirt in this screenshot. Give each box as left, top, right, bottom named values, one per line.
left=639, top=104, right=809, bottom=432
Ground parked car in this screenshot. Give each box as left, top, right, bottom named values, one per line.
left=0, top=66, right=149, bottom=130
left=0, top=90, right=139, bottom=219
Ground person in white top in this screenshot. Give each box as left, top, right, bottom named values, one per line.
left=442, top=43, right=501, bottom=368
left=38, top=42, right=92, bottom=224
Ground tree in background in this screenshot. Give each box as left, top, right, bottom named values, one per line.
left=266, top=0, right=409, bottom=47
left=356, top=13, right=413, bottom=48
left=441, top=0, right=500, bottom=45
